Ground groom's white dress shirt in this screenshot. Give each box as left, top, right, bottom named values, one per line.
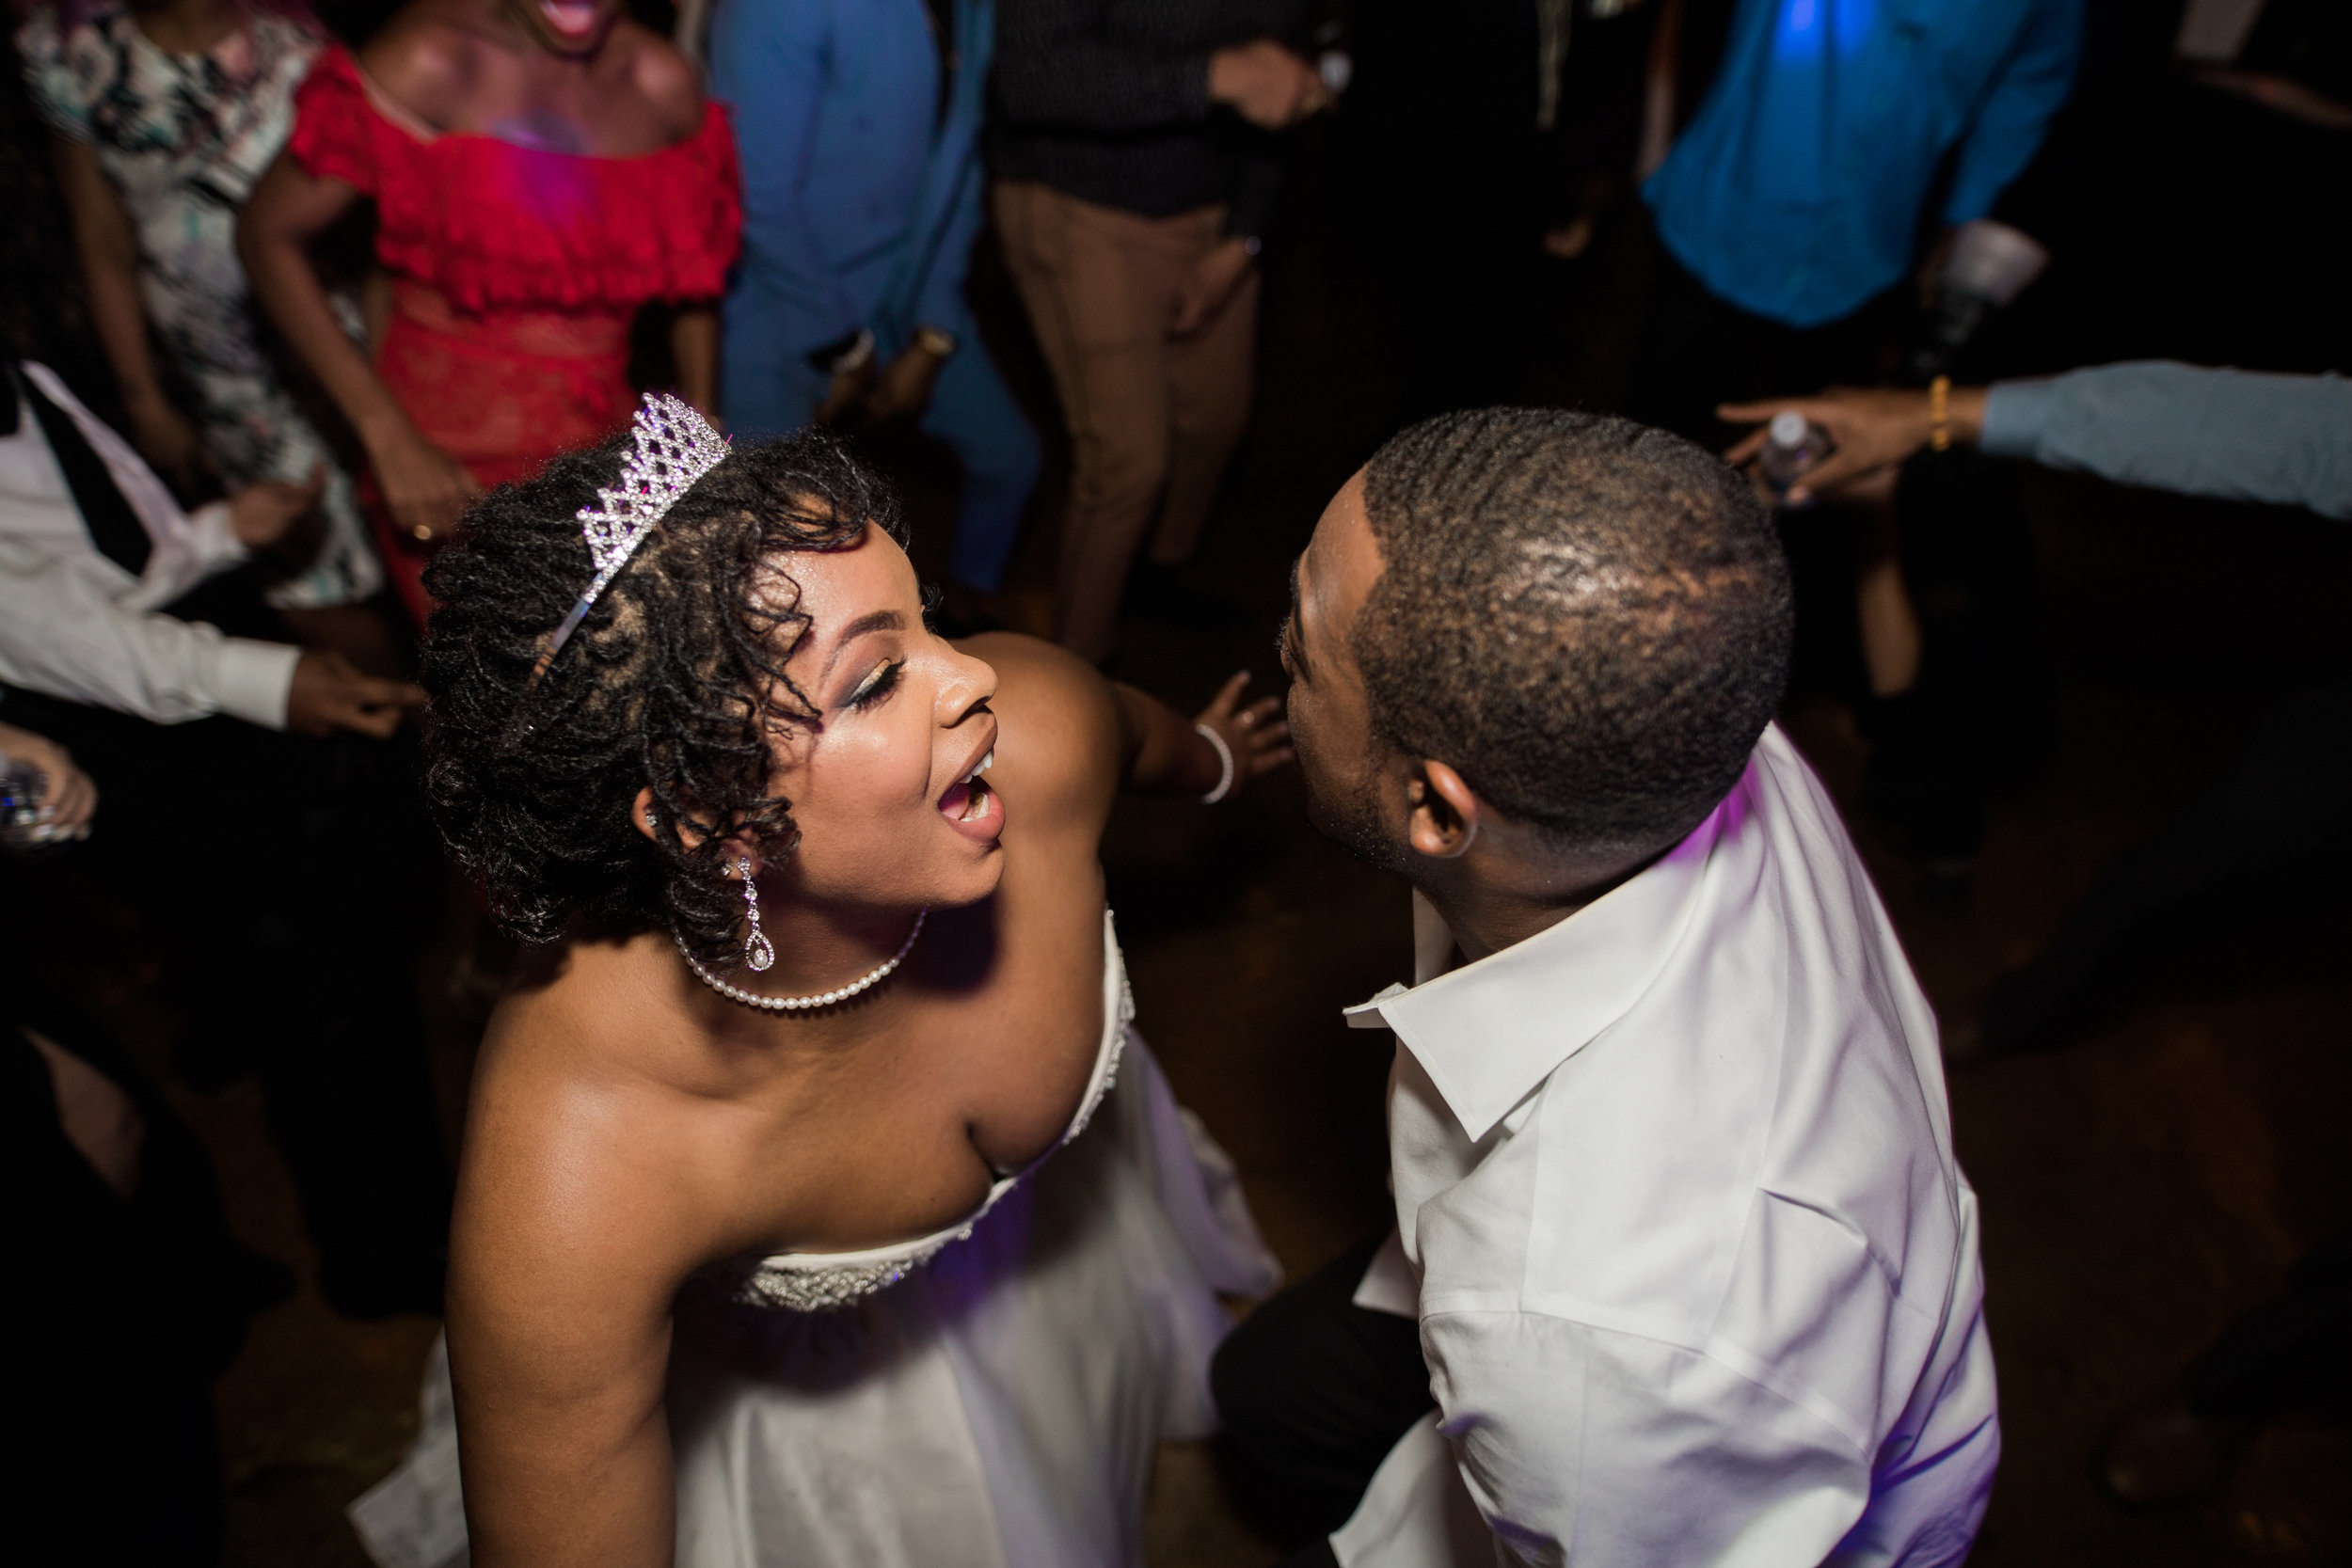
left=1335, top=723, right=1998, bottom=1568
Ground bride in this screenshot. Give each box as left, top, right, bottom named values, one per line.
left=367, top=395, right=1287, bottom=1567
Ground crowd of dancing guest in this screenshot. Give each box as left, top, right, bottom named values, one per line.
left=6, top=0, right=2352, bottom=1561
left=239, top=0, right=738, bottom=625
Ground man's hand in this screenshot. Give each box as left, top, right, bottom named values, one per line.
left=816, top=358, right=876, bottom=426
left=1194, top=669, right=1291, bottom=795
left=1173, top=237, right=1257, bottom=339
left=124, top=388, right=208, bottom=496
left=286, top=650, right=425, bottom=739
left=2197, top=66, right=2352, bottom=131
left=1719, top=385, right=1989, bottom=506
left=862, top=341, right=948, bottom=424
left=0, top=720, right=98, bottom=837
left=368, top=423, right=481, bottom=544
left=228, top=464, right=327, bottom=549
left=1209, top=40, right=1325, bottom=129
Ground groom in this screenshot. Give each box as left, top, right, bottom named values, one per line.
left=1216, top=408, right=1998, bottom=1566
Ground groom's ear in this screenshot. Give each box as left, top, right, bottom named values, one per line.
left=1406, top=760, right=1481, bottom=860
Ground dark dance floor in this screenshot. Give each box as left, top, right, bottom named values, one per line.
left=34, top=183, right=2352, bottom=1564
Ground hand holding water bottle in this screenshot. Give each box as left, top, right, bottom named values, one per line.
left=0, top=720, right=98, bottom=853
left=1720, top=384, right=1991, bottom=506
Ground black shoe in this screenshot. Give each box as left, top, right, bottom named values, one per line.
left=1124, top=562, right=1249, bottom=632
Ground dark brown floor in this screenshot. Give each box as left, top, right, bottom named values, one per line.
left=39, top=186, right=2352, bottom=1563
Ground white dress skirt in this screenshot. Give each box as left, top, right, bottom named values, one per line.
left=350, top=911, right=1281, bottom=1568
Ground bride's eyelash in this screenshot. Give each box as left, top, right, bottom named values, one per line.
left=846, top=660, right=904, bottom=711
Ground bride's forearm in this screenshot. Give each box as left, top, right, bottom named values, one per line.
left=1109, top=682, right=1227, bottom=798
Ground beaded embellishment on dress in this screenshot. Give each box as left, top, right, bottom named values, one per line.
left=723, top=910, right=1133, bottom=1313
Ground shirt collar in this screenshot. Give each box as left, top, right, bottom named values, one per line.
left=1343, top=774, right=1743, bottom=1143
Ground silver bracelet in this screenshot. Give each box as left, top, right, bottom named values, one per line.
left=1195, top=721, right=1235, bottom=804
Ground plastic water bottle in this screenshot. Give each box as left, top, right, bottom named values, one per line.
left=1756, top=411, right=1834, bottom=504
left=0, top=749, right=59, bottom=855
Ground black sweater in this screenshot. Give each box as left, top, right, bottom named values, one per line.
left=989, top=0, right=1314, bottom=238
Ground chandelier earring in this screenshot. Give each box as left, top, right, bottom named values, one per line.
left=737, top=856, right=777, bottom=972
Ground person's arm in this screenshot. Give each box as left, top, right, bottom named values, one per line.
left=238, top=151, right=480, bottom=542
left=1940, top=0, right=2084, bottom=226
left=46, top=136, right=207, bottom=491
left=0, top=538, right=301, bottom=726
left=1414, top=1311, right=1874, bottom=1565
left=865, top=173, right=980, bottom=422
left=1112, top=668, right=1288, bottom=799
left=0, top=543, right=420, bottom=734
left=993, top=0, right=1319, bottom=133
left=707, top=0, right=864, bottom=344
left=448, top=1051, right=704, bottom=1568
left=1722, top=364, right=2352, bottom=518
left=669, top=305, right=719, bottom=417
left=911, top=164, right=983, bottom=345
left=1719, top=385, right=1989, bottom=504
left=1174, top=128, right=1291, bottom=340
left=1979, top=363, right=2352, bottom=520
left=17, top=360, right=324, bottom=604
left=961, top=633, right=1290, bottom=812
left=2194, top=66, right=2352, bottom=131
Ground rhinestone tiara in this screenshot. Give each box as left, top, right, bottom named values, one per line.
left=527, top=391, right=729, bottom=685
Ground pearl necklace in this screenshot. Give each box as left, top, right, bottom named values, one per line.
left=675, top=909, right=927, bottom=1013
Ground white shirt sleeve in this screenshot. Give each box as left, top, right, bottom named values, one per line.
left=0, top=538, right=299, bottom=728
left=1416, top=1311, right=1873, bottom=1568
left=20, top=362, right=252, bottom=607
left=1332, top=1415, right=1504, bottom=1568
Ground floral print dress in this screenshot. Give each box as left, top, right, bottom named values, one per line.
left=19, top=4, right=383, bottom=610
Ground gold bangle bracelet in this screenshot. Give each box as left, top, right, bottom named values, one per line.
left=1929, top=374, right=1952, bottom=452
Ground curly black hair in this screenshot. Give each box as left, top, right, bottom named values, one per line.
left=1355, top=407, right=1793, bottom=858
left=419, top=426, right=904, bottom=958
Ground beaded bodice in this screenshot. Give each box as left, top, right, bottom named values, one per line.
left=711, top=910, right=1133, bottom=1314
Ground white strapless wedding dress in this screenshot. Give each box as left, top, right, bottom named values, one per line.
left=350, top=910, right=1280, bottom=1568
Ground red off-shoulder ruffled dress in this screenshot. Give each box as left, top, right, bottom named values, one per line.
left=286, top=46, right=740, bottom=622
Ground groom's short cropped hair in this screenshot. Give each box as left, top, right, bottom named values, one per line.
left=1354, top=406, right=1793, bottom=857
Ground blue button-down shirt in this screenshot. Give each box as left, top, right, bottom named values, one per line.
left=1644, top=0, right=2081, bottom=329
left=1983, top=363, right=2352, bottom=521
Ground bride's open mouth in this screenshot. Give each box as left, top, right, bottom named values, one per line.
left=937, top=748, right=1002, bottom=839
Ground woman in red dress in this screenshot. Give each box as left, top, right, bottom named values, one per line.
left=238, top=0, right=739, bottom=623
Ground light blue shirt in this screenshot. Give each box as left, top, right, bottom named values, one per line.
left=1644, top=0, right=2081, bottom=329
left=1982, top=362, right=2352, bottom=521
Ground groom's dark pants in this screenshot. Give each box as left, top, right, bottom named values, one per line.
left=1213, top=1231, right=1437, bottom=1563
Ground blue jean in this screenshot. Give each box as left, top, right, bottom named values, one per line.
left=723, top=294, right=1041, bottom=594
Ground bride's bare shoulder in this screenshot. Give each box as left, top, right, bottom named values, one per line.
left=959, top=633, right=1121, bottom=832
left=453, top=945, right=764, bottom=1326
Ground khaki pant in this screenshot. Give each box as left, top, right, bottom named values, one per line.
left=993, top=181, right=1260, bottom=660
